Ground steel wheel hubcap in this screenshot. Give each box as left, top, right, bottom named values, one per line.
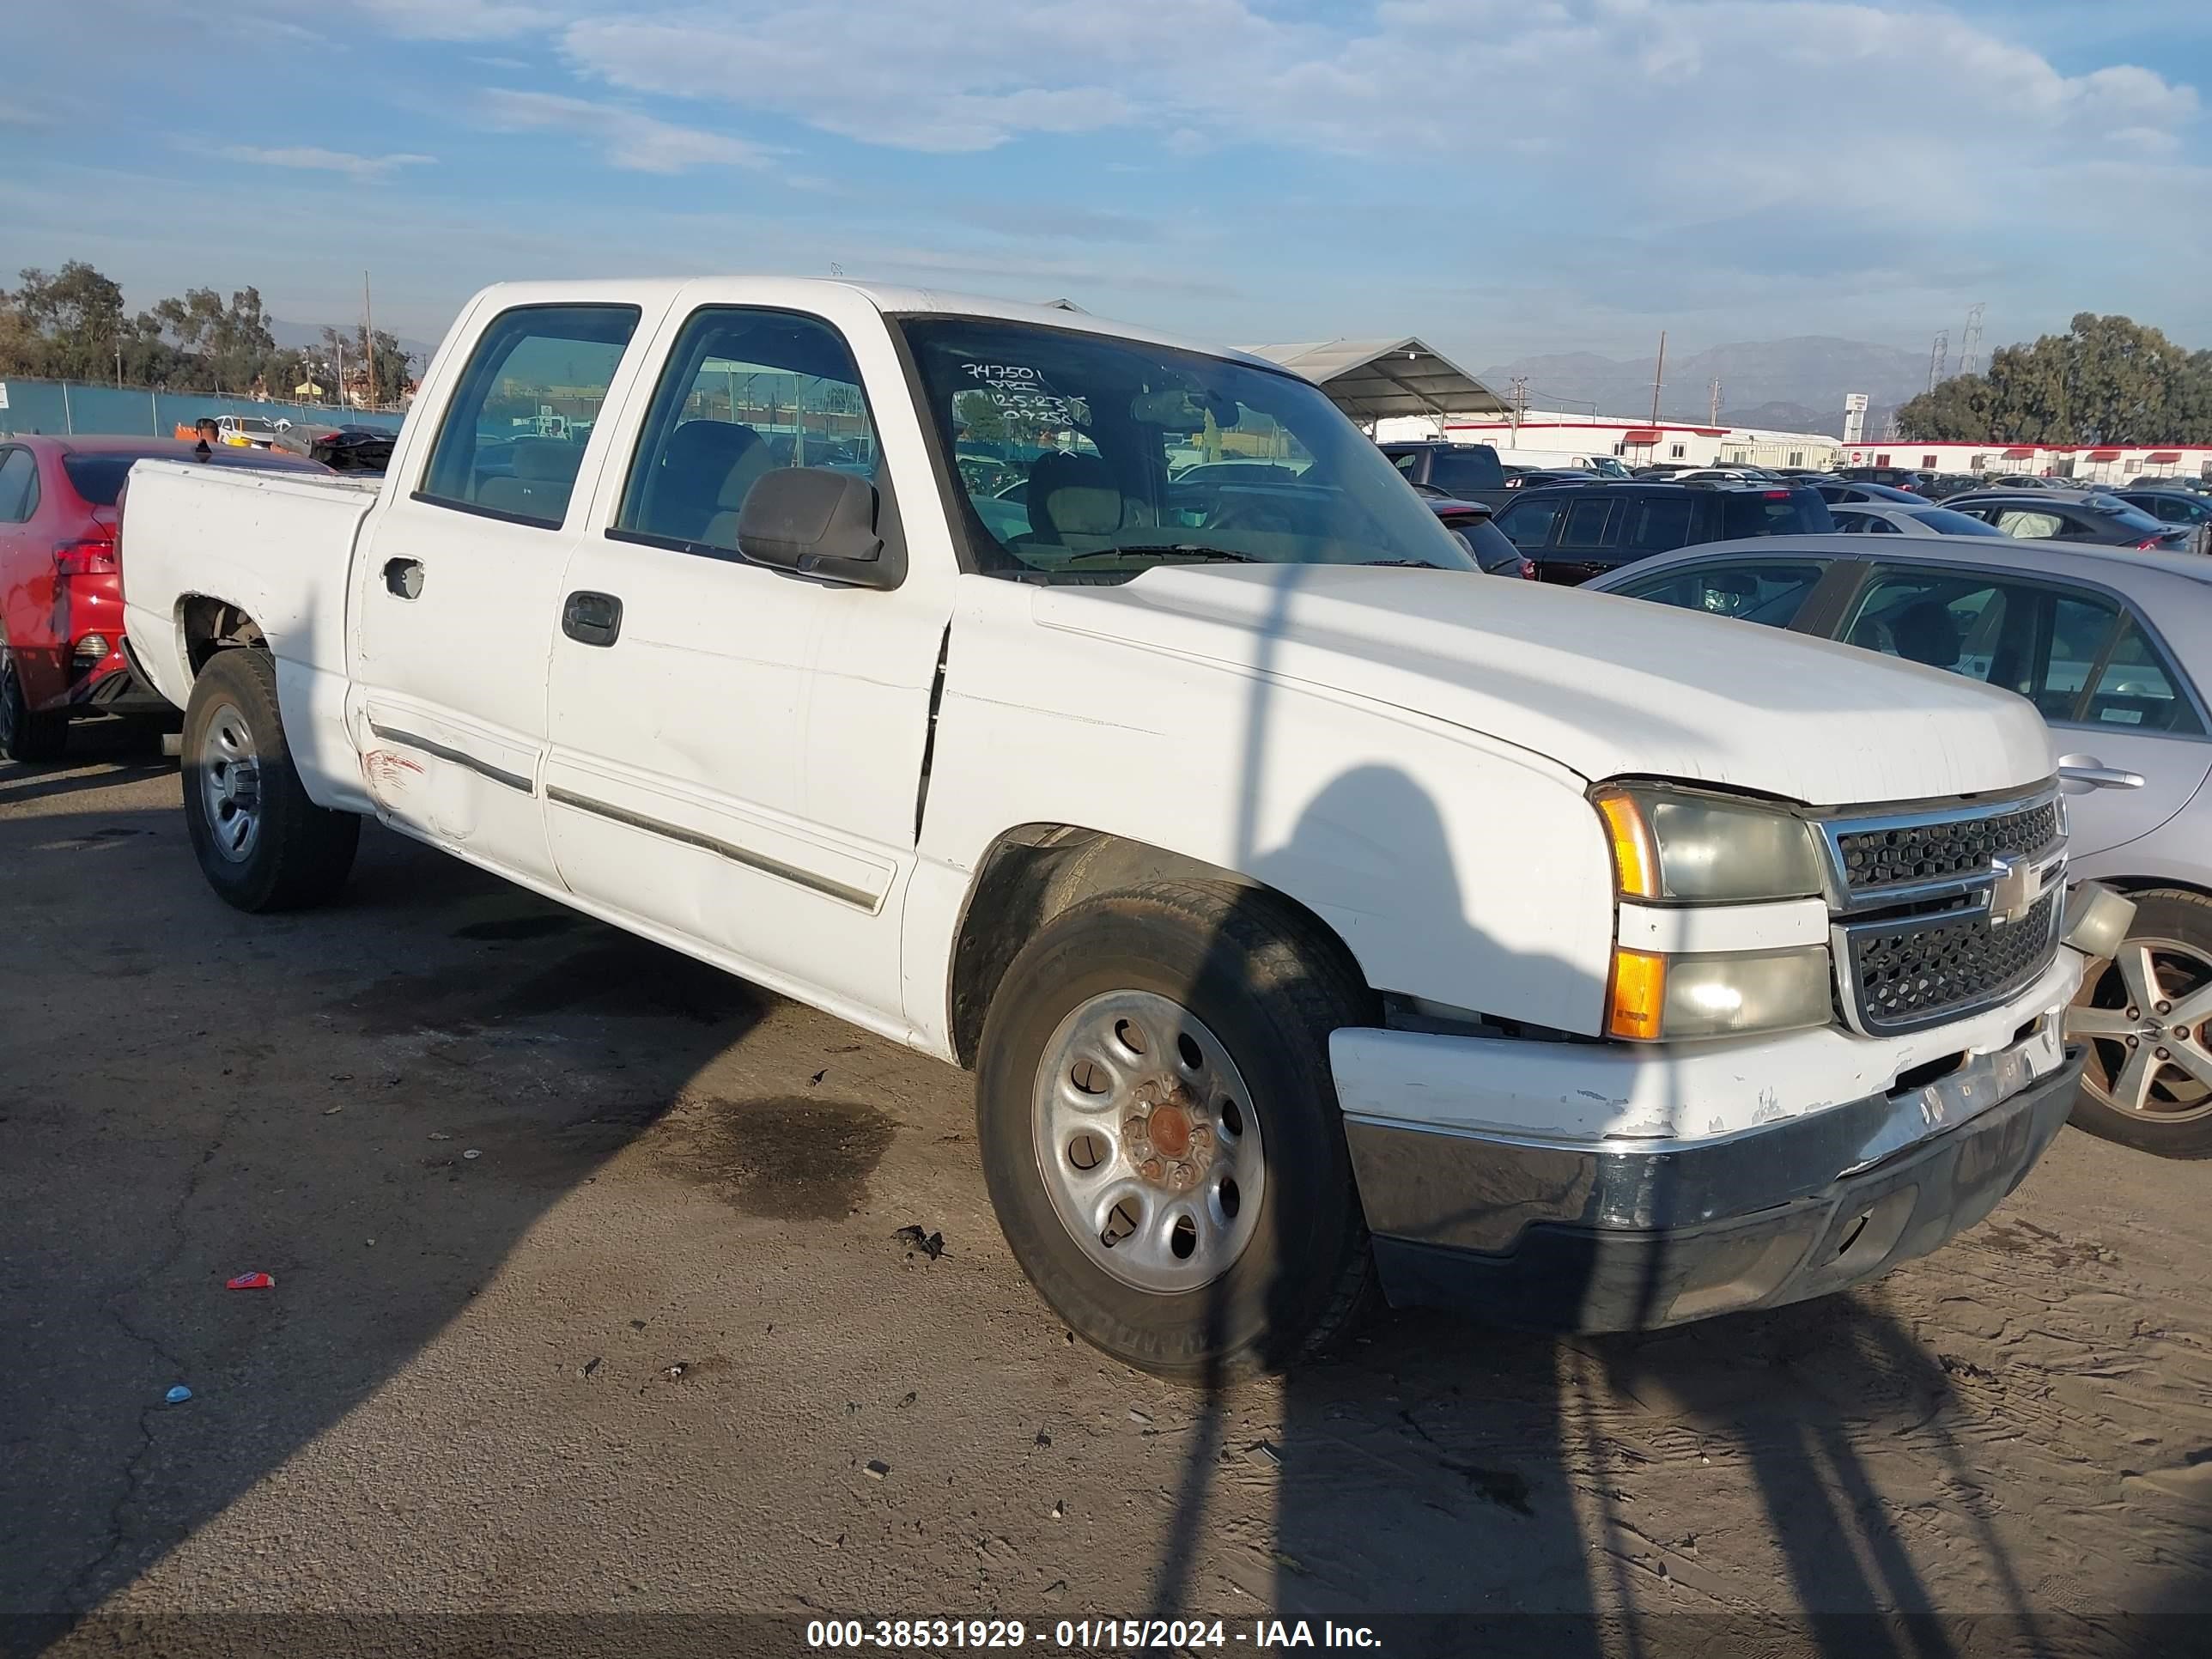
left=198, top=700, right=263, bottom=864
left=1032, top=989, right=1264, bottom=1294
left=2067, top=936, right=2212, bottom=1123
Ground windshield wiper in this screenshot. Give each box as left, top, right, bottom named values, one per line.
left=1353, top=559, right=1441, bottom=568
left=1060, top=544, right=1261, bottom=566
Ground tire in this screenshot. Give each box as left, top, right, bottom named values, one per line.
left=0, top=640, right=69, bottom=763
left=2066, top=887, right=2212, bottom=1159
left=976, top=879, right=1379, bottom=1382
left=181, top=647, right=360, bottom=912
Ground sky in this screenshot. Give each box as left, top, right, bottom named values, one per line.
left=5, top=0, right=2210, bottom=370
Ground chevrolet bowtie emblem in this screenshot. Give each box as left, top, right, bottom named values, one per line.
left=1987, top=854, right=2045, bottom=927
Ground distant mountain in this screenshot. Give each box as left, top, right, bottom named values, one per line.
left=268, top=317, right=440, bottom=363
left=1480, top=335, right=1930, bottom=430
left=1717, top=401, right=1830, bottom=434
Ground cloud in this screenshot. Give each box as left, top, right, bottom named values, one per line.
left=221, top=146, right=437, bottom=180
left=360, top=0, right=558, bottom=40
left=478, top=89, right=773, bottom=173
left=561, top=5, right=1153, bottom=151
left=550, top=0, right=2200, bottom=197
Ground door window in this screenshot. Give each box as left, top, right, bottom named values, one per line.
left=2077, top=617, right=2203, bottom=734
left=617, top=307, right=881, bottom=555
left=1721, top=490, right=1831, bottom=538
left=1843, top=570, right=2025, bottom=678
left=1623, top=495, right=1696, bottom=551
left=1840, top=568, right=2202, bottom=733
left=1559, top=495, right=1614, bottom=547
left=1495, top=497, right=1560, bottom=550
left=1610, top=561, right=1830, bottom=627
left=0, top=449, right=36, bottom=522
left=418, top=304, right=642, bottom=527
left=1994, top=508, right=2063, bottom=538
left=1426, top=447, right=1504, bottom=495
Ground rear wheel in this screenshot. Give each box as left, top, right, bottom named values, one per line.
left=181, top=647, right=359, bottom=912
left=976, top=880, right=1377, bottom=1381
left=2066, top=889, right=2212, bottom=1159
left=0, top=641, right=69, bottom=763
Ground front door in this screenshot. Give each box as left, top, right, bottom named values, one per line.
left=348, top=297, right=663, bottom=889
left=1834, top=564, right=2212, bottom=860
left=542, top=296, right=953, bottom=1021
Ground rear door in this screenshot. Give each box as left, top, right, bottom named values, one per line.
left=1828, top=562, right=2212, bottom=860
left=348, top=294, right=670, bottom=888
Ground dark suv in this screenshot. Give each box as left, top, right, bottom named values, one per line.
left=1377, top=441, right=1510, bottom=507
left=1489, top=482, right=1834, bottom=584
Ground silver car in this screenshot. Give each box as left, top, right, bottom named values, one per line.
left=1828, top=501, right=2016, bottom=539
left=1590, top=532, right=2212, bottom=1159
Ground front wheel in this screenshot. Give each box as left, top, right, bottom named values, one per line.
left=2066, top=888, right=2212, bottom=1159
left=181, top=647, right=360, bottom=912
left=976, top=880, right=1377, bottom=1381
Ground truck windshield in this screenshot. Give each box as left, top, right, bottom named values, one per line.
left=899, top=316, right=1476, bottom=578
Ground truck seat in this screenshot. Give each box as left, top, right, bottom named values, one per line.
left=642, top=421, right=773, bottom=546
left=1029, top=452, right=1124, bottom=546
left=477, top=439, right=583, bottom=522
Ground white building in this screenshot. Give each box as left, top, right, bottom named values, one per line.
left=1833, top=439, right=2212, bottom=485
left=1374, top=408, right=1843, bottom=471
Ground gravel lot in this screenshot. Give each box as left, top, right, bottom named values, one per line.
left=4, top=734, right=2209, bottom=1657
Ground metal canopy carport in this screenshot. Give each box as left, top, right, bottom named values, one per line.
left=1240, top=337, right=1506, bottom=422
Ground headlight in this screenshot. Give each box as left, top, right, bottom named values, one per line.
left=1593, top=784, right=1824, bottom=903
left=1607, top=945, right=1832, bottom=1041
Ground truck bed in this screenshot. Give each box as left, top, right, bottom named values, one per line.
left=120, top=459, right=380, bottom=805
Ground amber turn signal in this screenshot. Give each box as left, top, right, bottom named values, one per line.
left=1607, top=946, right=1668, bottom=1041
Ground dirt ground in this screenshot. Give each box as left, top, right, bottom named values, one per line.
left=3, top=732, right=2209, bottom=1659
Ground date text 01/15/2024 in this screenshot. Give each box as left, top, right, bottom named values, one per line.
left=805, top=1620, right=1382, bottom=1650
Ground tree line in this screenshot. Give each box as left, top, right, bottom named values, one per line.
left=1897, top=313, right=2212, bottom=446
left=0, top=259, right=414, bottom=407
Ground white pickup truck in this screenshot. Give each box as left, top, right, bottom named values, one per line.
left=118, top=278, right=2124, bottom=1378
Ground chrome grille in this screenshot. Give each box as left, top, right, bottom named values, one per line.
left=1842, top=890, right=2062, bottom=1036
left=1832, top=799, right=2060, bottom=897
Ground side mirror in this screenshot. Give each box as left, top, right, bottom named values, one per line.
left=735, top=466, right=897, bottom=589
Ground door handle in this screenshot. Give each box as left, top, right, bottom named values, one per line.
left=562, top=590, right=623, bottom=647
left=2058, top=756, right=2147, bottom=793
left=383, top=557, right=424, bottom=599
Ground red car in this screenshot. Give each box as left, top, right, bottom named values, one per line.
left=0, top=435, right=328, bottom=761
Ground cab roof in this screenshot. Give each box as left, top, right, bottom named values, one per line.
left=464, top=276, right=1282, bottom=373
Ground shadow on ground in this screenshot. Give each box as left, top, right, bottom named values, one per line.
left=0, top=807, right=775, bottom=1647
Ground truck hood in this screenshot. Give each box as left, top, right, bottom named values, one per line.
left=1030, top=564, right=2056, bottom=807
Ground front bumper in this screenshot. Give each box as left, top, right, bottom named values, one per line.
left=1346, top=1024, right=2082, bottom=1333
